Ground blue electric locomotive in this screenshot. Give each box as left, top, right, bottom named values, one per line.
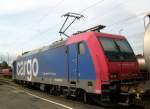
left=13, top=29, right=146, bottom=106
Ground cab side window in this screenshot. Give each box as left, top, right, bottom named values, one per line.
left=78, top=42, right=85, bottom=55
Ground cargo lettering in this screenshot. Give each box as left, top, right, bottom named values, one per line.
left=17, top=58, right=39, bottom=81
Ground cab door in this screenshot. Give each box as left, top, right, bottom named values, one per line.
left=68, top=44, right=78, bottom=83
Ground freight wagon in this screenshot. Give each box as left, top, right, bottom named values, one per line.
left=2, top=68, right=12, bottom=77
left=13, top=26, right=146, bottom=106
left=143, top=14, right=150, bottom=108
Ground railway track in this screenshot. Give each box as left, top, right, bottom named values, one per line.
left=0, top=77, right=148, bottom=109
left=0, top=78, right=103, bottom=109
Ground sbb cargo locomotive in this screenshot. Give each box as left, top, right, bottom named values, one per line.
left=13, top=25, right=146, bottom=106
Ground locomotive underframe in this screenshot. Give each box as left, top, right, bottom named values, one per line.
left=101, top=78, right=146, bottom=106
left=14, top=77, right=146, bottom=106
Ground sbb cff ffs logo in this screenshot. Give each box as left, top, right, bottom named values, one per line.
left=17, top=58, right=39, bottom=81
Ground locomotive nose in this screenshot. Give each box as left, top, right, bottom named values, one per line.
left=108, top=62, right=139, bottom=81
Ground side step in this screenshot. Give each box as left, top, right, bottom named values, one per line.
left=119, top=92, right=130, bottom=96
left=118, top=102, right=130, bottom=106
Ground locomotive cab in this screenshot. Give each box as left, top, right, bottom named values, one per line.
left=95, top=33, right=145, bottom=105
left=98, top=36, right=139, bottom=81
left=66, top=31, right=145, bottom=106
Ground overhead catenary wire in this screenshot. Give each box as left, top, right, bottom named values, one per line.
left=19, top=0, right=149, bottom=52
left=28, top=0, right=65, bottom=29
left=37, top=0, right=65, bottom=24
left=20, top=0, right=106, bottom=48
left=31, top=0, right=105, bottom=33
left=11, top=0, right=65, bottom=49
left=74, top=0, right=150, bottom=33
left=34, top=0, right=106, bottom=36
left=106, top=11, right=150, bottom=32
left=79, top=0, right=126, bottom=26
left=79, top=0, right=105, bottom=13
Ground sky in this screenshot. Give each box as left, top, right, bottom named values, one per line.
left=0, top=0, right=150, bottom=64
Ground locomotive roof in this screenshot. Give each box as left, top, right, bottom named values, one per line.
left=66, top=31, right=126, bottom=45
left=18, top=31, right=126, bottom=58
left=20, top=40, right=66, bottom=57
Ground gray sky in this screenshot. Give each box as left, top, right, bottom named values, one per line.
left=0, top=0, right=150, bottom=62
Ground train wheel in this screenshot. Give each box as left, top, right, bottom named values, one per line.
left=49, top=85, right=55, bottom=95
left=40, top=84, right=45, bottom=91
left=63, top=88, right=70, bottom=99
left=83, top=91, right=87, bottom=103
left=49, top=85, right=60, bottom=96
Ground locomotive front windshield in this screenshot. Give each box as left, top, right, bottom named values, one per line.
left=99, top=37, right=136, bottom=61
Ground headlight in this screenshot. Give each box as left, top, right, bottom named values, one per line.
left=110, top=73, right=118, bottom=79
